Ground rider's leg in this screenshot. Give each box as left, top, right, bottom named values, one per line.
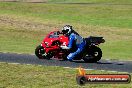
left=67, top=41, right=86, bottom=61
left=67, top=48, right=82, bottom=61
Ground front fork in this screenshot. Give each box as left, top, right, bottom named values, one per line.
left=41, top=50, right=47, bottom=57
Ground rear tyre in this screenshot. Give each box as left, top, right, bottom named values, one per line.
left=83, top=46, right=102, bottom=63
left=35, top=45, right=47, bottom=59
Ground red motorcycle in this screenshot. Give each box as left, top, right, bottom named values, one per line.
left=35, top=31, right=105, bottom=62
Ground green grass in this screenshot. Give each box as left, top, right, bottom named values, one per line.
left=0, top=2, right=132, bottom=28
left=101, top=41, right=132, bottom=60
left=48, top=0, right=132, bottom=4
left=0, top=25, right=50, bottom=54
left=0, top=62, right=131, bottom=88
left=2, top=0, right=132, bottom=4
left=0, top=2, right=132, bottom=60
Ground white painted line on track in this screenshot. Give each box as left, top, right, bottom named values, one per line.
left=1, top=52, right=132, bottom=61
left=0, top=61, right=130, bottom=73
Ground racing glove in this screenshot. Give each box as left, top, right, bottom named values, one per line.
left=60, top=45, right=70, bottom=49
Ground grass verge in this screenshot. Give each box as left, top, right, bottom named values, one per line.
left=48, top=0, right=132, bottom=4
left=0, top=62, right=131, bottom=88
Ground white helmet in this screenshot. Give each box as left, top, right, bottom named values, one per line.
left=62, top=25, right=73, bottom=36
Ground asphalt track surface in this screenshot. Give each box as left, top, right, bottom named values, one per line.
left=0, top=52, right=132, bottom=73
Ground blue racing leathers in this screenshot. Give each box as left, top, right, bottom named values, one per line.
left=67, top=33, right=86, bottom=61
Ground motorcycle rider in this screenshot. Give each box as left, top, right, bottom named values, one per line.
left=60, top=25, right=86, bottom=61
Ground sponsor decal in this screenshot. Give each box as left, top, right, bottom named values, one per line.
left=76, top=67, right=131, bottom=85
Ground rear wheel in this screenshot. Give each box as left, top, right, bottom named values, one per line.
left=35, top=45, right=47, bottom=59
left=83, top=46, right=102, bottom=63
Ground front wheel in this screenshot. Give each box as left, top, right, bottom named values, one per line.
left=35, top=45, right=47, bottom=59
left=83, top=46, right=102, bottom=63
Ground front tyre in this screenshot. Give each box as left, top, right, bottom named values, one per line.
left=83, top=46, right=102, bottom=63
left=35, top=45, right=47, bottom=59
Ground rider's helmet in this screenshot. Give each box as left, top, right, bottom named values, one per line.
left=61, top=25, right=73, bottom=36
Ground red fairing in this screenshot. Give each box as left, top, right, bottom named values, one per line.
left=41, top=31, right=69, bottom=58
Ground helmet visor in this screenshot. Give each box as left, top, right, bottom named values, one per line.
left=62, top=29, right=69, bottom=34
